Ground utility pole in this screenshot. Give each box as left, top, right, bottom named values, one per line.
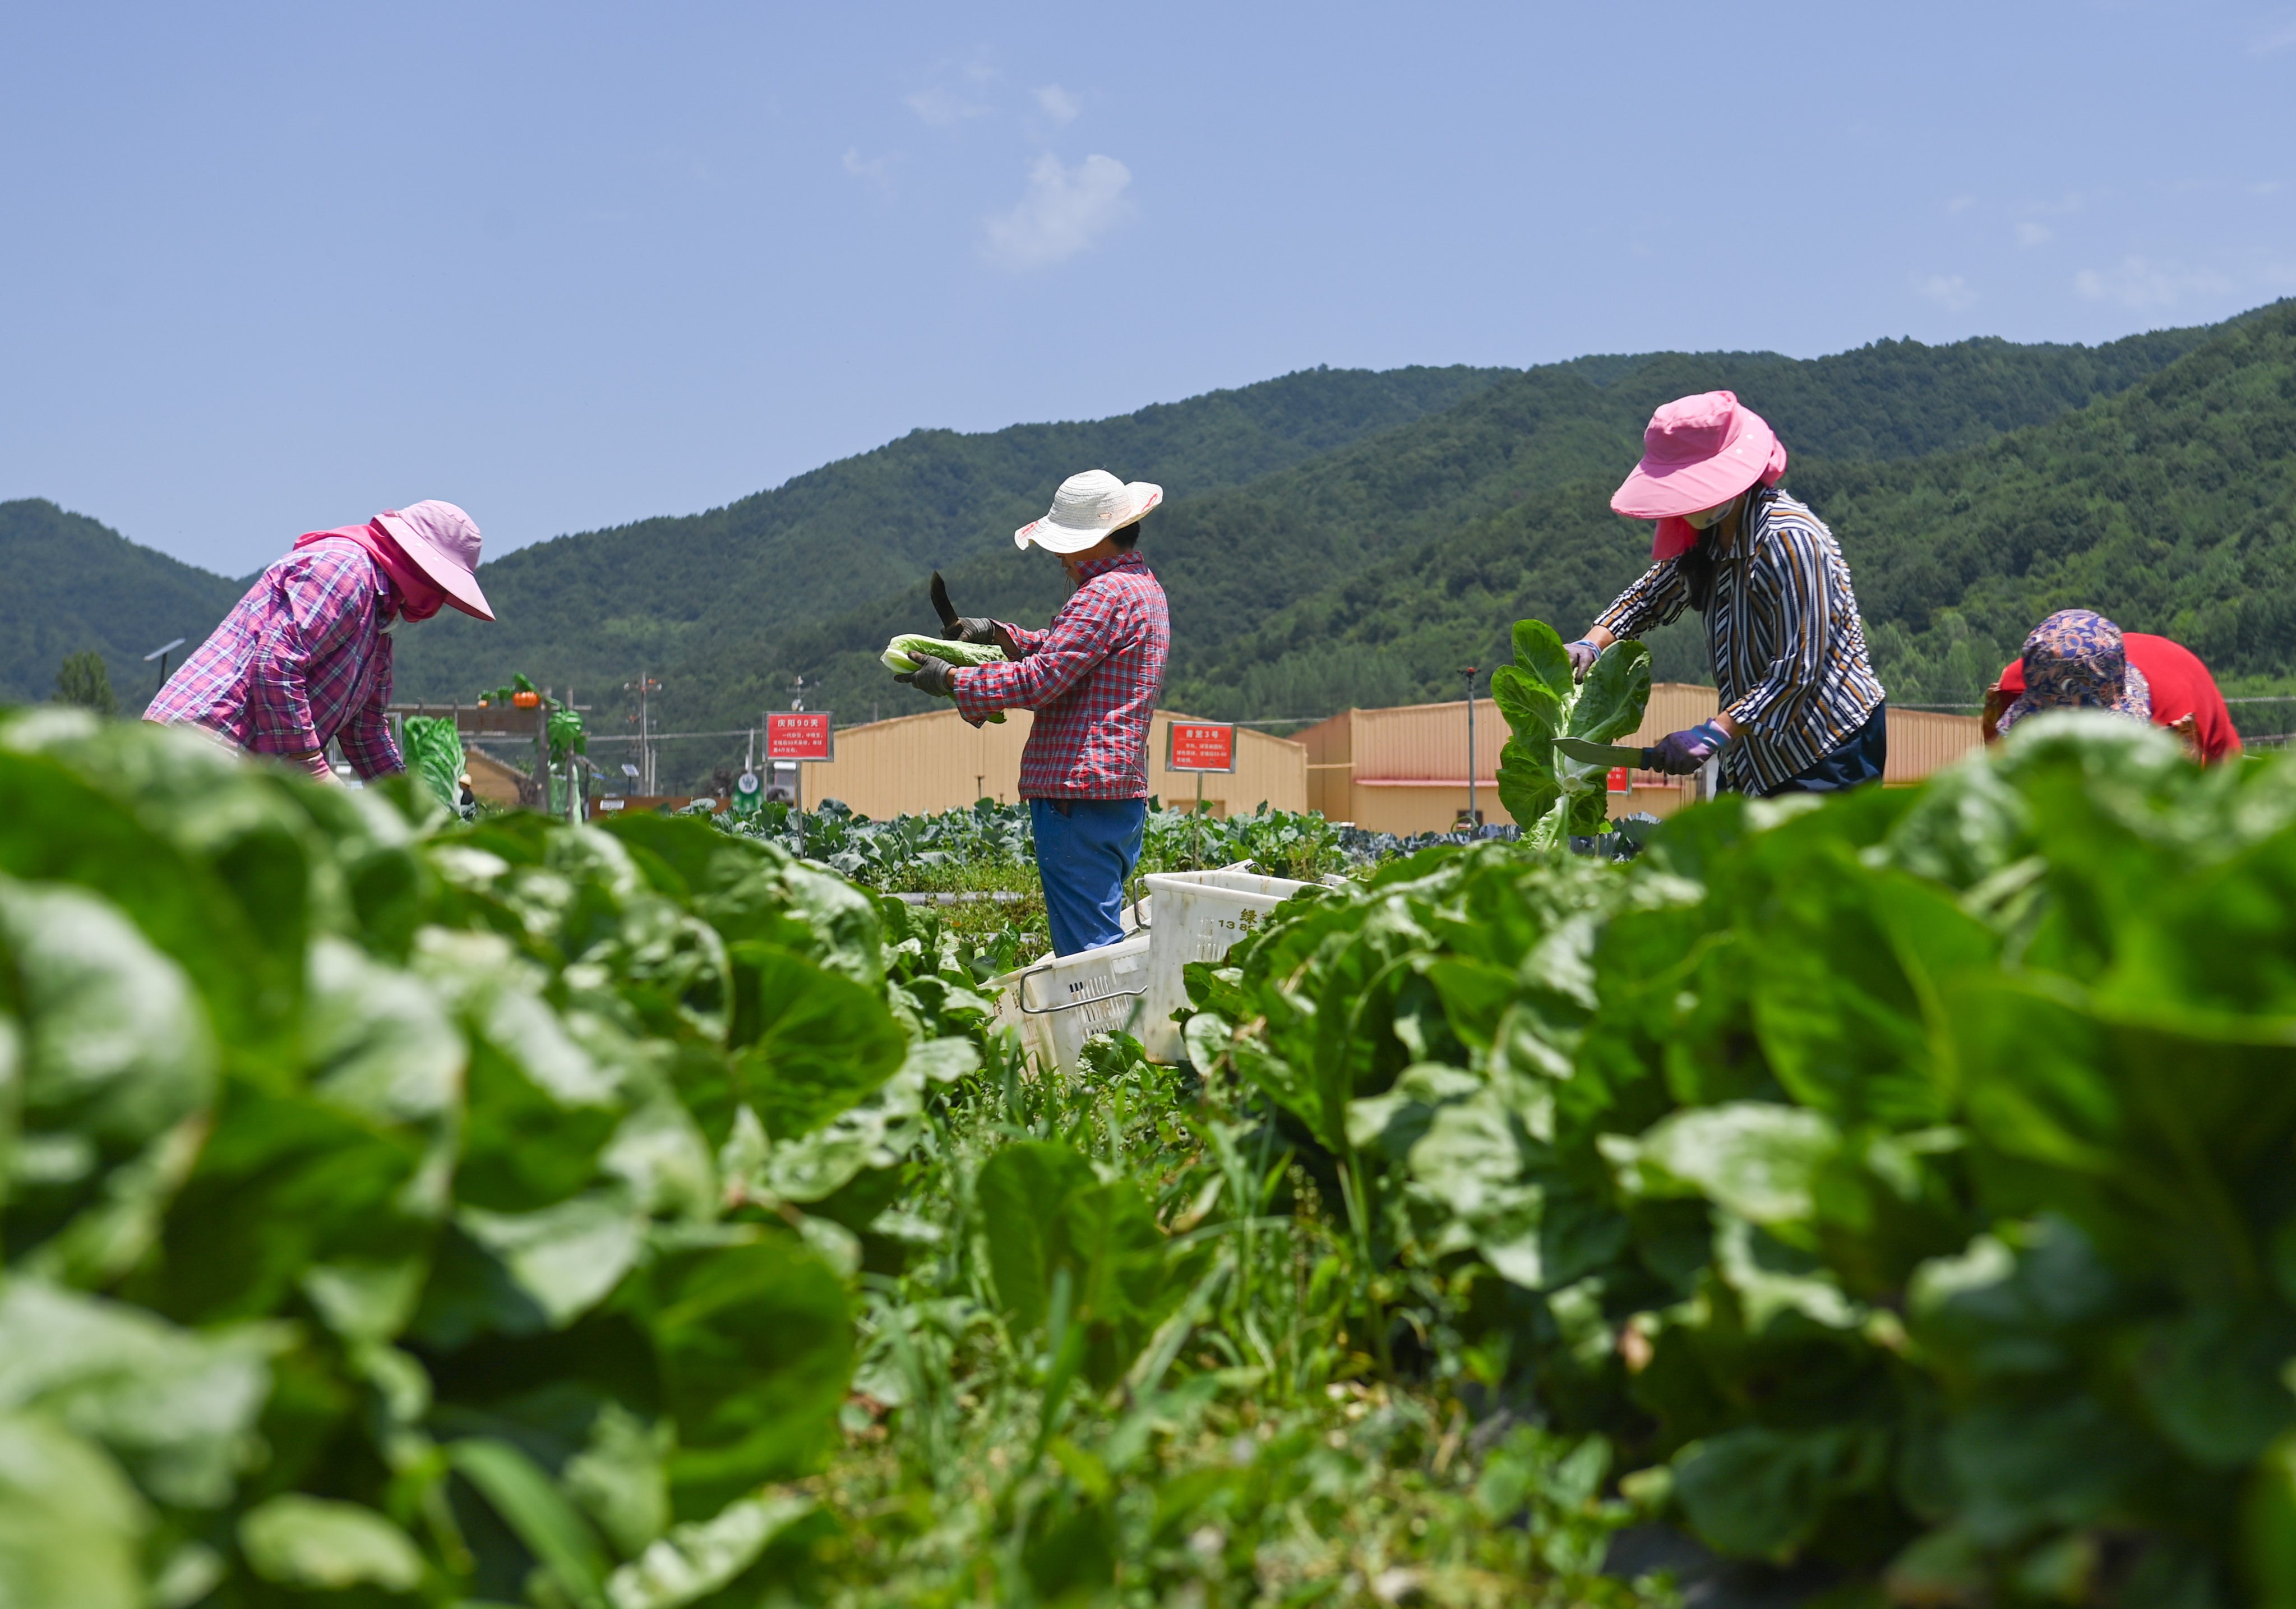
left=1461, top=666, right=1479, bottom=831
left=534, top=690, right=549, bottom=810
left=624, top=671, right=661, bottom=795
left=564, top=685, right=580, bottom=824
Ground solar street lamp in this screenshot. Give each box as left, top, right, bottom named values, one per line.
left=145, top=637, right=187, bottom=695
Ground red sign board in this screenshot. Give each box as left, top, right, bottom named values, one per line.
left=1607, top=766, right=1631, bottom=794
left=1166, top=721, right=1237, bottom=773
left=766, top=711, right=834, bottom=762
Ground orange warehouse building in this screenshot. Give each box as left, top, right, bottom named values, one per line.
left=794, top=706, right=1308, bottom=819
left=1297, top=686, right=1983, bottom=835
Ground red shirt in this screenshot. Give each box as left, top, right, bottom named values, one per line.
left=1995, top=633, right=2241, bottom=763
left=951, top=550, right=1170, bottom=799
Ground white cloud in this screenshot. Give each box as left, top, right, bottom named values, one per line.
left=1945, top=195, right=1978, bottom=215
left=2015, top=220, right=2054, bottom=248
left=907, top=86, right=989, bottom=127
left=982, top=153, right=1133, bottom=269
left=1912, top=273, right=1976, bottom=311
left=1036, top=85, right=1080, bottom=125
left=2073, top=256, right=2234, bottom=308
left=2251, top=18, right=2296, bottom=54
left=842, top=148, right=895, bottom=189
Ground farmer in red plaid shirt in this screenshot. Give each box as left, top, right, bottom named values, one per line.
left=900, top=470, right=1170, bottom=955
left=146, top=501, right=495, bottom=781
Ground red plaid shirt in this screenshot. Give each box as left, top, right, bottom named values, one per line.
left=951, top=550, right=1169, bottom=799
left=145, top=538, right=404, bottom=780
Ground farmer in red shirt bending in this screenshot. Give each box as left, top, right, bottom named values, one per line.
left=897, top=471, right=1170, bottom=956
left=1983, top=608, right=2242, bottom=763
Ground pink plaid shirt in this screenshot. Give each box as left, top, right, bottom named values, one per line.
left=951, top=550, right=1169, bottom=799
left=145, top=538, right=404, bottom=780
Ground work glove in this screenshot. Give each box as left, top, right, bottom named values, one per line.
left=1565, top=638, right=1602, bottom=683
left=896, top=656, right=959, bottom=698
left=931, top=571, right=999, bottom=644
left=1648, top=720, right=1730, bottom=776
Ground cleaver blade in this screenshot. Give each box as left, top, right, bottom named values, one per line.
left=1553, top=737, right=1651, bottom=768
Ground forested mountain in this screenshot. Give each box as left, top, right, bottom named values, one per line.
left=3, top=365, right=1505, bottom=710
left=1813, top=305, right=2296, bottom=696
left=387, top=363, right=1511, bottom=703
left=0, top=500, right=245, bottom=707
left=701, top=323, right=2216, bottom=734
left=13, top=307, right=2277, bottom=769
left=1167, top=299, right=2296, bottom=717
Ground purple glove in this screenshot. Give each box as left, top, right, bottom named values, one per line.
left=896, top=656, right=959, bottom=698
left=1565, top=639, right=1602, bottom=683
left=1649, top=720, right=1730, bottom=775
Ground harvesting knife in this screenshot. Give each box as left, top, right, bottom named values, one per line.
left=930, top=571, right=962, bottom=637
left=1553, top=737, right=1652, bottom=768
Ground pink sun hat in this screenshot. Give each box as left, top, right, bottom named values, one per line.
left=376, top=500, right=494, bottom=621
left=1610, top=391, right=1789, bottom=563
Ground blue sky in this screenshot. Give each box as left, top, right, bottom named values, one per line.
left=3, top=1, right=2293, bottom=576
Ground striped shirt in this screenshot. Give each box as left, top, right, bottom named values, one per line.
left=1595, top=488, right=1885, bottom=795
left=145, top=538, right=404, bottom=780
left=951, top=549, right=1170, bottom=798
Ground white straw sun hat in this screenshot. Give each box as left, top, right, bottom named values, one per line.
left=1014, top=469, right=1164, bottom=554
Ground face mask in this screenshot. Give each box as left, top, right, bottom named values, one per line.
left=1684, top=496, right=1738, bottom=531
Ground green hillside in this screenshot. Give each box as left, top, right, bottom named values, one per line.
left=11, top=310, right=2266, bottom=774
left=387, top=363, right=1512, bottom=703
left=704, top=325, right=2214, bottom=736
left=1168, top=299, right=2296, bottom=718
left=0, top=499, right=246, bottom=708
left=1816, top=299, right=2296, bottom=700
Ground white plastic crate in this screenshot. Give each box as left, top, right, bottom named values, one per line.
left=1135, top=869, right=1320, bottom=1063
left=988, top=928, right=1152, bottom=1074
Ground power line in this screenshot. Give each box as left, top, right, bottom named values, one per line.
left=579, top=729, right=759, bottom=743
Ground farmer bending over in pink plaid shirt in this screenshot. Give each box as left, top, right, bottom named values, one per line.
left=147, top=501, right=496, bottom=781
left=899, top=470, right=1170, bottom=956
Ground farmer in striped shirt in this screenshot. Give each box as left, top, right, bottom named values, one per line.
left=147, top=502, right=495, bottom=781
left=898, top=471, right=1170, bottom=956
left=1568, top=392, right=1887, bottom=796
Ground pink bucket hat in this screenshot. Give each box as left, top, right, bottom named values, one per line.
left=1611, top=391, right=1789, bottom=562
left=376, top=500, right=494, bottom=620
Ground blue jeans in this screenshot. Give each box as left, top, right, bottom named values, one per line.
left=1760, top=702, right=1889, bottom=796
left=1031, top=797, right=1147, bottom=956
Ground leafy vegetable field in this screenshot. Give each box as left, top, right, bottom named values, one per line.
left=11, top=665, right=2296, bottom=1606
left=729, top=795, right=1503, bottom=891
left=1184, top=711, right=2296, bottom=1606
left=0, top=707, right=1643, bottom=1608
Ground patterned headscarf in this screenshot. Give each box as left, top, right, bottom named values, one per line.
left=1995, top=608, right=2151, bottom=734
